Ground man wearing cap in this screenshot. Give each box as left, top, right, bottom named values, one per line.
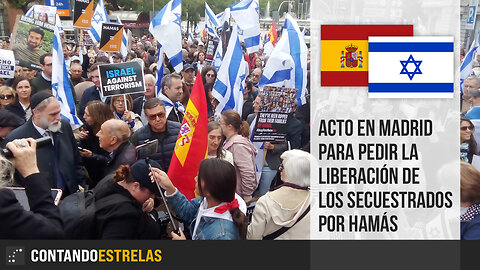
left=0, top=110, right=25, bottom=145
left=111, top=52, right=123, bottom=64
left=182, top=63, right=196, bottom=94
left=3, top=92, right=86, bottom=196
left=158, top=73, right=184, bottom=123
left=69, top=63, right=85, bottom=86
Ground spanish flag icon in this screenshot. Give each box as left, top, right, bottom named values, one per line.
left=320, top=25, right=414, bottom=87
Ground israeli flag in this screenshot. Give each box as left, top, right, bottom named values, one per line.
left=205, top=2, right=220, bottom=39
left=212, top=26, right=248, bottom=117
left=88, top=0, right=109, bottom=43
left=217, top=8, right=230, bottom=29
left=116, top=17, right=128, bottom=59
left=230, top=0, right=260, bottom=53
left=213, top=40, right=223, bottom=71
left=52, top=26, right=82, bottom=129
left=156, top=44, right=164, bottom=97
left=259, top=14, right=308, bottom=106
left=461, top=32, right=480, bottom=93
left=368, top=36, right=454, bottom=98
left=149, top=0, right=183, bottom=73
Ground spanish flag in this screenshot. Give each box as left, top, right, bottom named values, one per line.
left=268, top=21, right=278, bottom=46
left=168, top=73, right=208, bottom=200
left=321, top=25, right=413, bottom=86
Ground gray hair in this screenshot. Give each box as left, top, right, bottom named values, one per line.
left=144, top=73, right=157, bottom=85
left=280, top=149, right=317, bottom=187
left=0, top=154, right=15, bottom=188
left=161, top=73, right=182, bottom=92
left=466, top=75, right=480, bottom=88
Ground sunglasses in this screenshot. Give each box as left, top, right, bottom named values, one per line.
left=0, top=94, right=13, bottom=100
left=147, top=112, right=166, bottom=120
left=461, top=126, right=474, bottom=131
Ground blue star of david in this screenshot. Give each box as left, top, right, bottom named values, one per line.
left=92, top=11, right=104, bottom=24
left=400, top=54, right=422, bottom=80
left=173, top=13, right=181, bottom=27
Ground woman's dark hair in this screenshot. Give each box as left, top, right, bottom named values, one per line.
left=113, top=165, right=150, bottom=192
left=461, top=117, right=478, bottom=163
left=200, top=66, right=217, bottom=85
left=221, top=110, right=250, bottom=138
left=12, top=76, right=30, bottom=92
left=208, top=121, right=226, bottom=159
left=85, top=100, right=114, bottom=134
left=197, top=159, right=248, bottom=239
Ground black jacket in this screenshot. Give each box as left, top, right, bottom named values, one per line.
left=78, top=125, right=110, bottom=186
left=130, top=121, right=181, bottom=171
left=3, top=119, right=86, bottom=195
left=103, top=141, right=137, bottom=178
left=93, top=177, right=160, bottom=239
left=5, top=100, right=27, bottom=120
left=0, top=173, right=64, bottom=239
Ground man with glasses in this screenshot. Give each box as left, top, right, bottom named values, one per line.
left=130, top=98, right=181, bottom=171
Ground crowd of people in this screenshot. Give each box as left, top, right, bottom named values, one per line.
left=0, top=30, right=313, bottom=240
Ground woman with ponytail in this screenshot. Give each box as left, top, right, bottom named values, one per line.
left=151, top=158, right=248, bottom=240
left=220, top=110, right=258, bottom=202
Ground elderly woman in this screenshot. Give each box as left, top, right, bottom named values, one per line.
left=461, top=161, right=480, bottom=240
left=0, top=86, right=16, bottom=109
left=461, top=117, right=478, bottom=163
left=110, top=94, right=143, bottom=132
left=247, top=149, right=315, bottom=240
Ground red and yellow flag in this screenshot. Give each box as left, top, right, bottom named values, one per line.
left=268, top=21, right=278, bottom=46
left=320, top=25, right=413, bottom=87
left=168, top=73, right=208, bottom=200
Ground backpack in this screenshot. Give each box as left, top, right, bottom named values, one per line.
left=59, top=190, right=131, bottom=239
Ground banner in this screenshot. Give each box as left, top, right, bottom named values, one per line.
left=0, top=49, right=15, bottom=78
left=98, top=61, right=145, bottom=97
left=251, top=86, right=297, bottom=142
left=46, top=0, right=70, bottom=17
left=10, top=15, right=55, bottom=70
left=204, top=36, right=218, bottom=64
left=73, top=0, right=94, bottom=29
left=99, top=22, right=123, bottom=52
left=33, top=5, right=57, bottom=25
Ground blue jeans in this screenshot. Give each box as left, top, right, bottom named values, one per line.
left=253, top=166, right=278, bottom=198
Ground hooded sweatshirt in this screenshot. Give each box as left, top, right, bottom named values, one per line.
left=247, top=186, right=310, bottom=240
left=223, top=134, right=258, bottom=202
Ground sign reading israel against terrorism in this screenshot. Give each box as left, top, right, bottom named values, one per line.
left=368, top=36, right=454, bottom=98
left=98, top=61, right=145, bottom=97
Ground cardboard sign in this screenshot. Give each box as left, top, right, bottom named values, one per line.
left=252, top=86, right=297, bottom=142
left=98, top=61, right=145, bottom=97
left=73, top=0, right=94, bottom=29
left=99, top=22, right=123, bottom=52
left=0, top=49, right=15, bottom=78
left=10, top=15, right=55, bottom=70
left=205, top=37, right=218, bottom=64
left=33, top=5, right=57, bottom=25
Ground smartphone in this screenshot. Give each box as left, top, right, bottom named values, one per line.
left=135, top=139, right=159, bottom=160
left=77, top=147, right=84, bottom=151
left=8, top=187, right=63, bottom=210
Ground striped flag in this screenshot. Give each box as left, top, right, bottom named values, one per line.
left=205, top=2, right=220, bottom=39
left=230, top=0, right=260, bottom=53
left=149, top=0, right=183, bottom=73
left=52, top=26, right=82, bottom=128
left=168, top=73, right=208, bottom=200
left=368, top=36, right=454, bottom=98
left=461, top=32, right=480, bottom=92
left=320, top=25, right=413, bottom=86
left=156, top=44, right=164, bottom=96
left=268, top=21, right=278, bottom=46
left=212, top=26, right=248, bottom=117
left=259, top=14, right=308, bottom=106
left=88, top=0, right=109, bottom=43
left=116, top=17, right=128, bottom=59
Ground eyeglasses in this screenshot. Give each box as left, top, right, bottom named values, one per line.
left=206, top=73, right=215, bottom=78
left=147, top=112, right=166, bottom=120
left=0, top=94, right=13, bottom=100
left=114, top=99, right=125, bottom=104
left=461, top=126, right=474, bottom=131
left=279, top=164, right=284, bottom=171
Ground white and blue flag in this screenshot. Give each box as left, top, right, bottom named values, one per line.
left=259, top=14, right=308, bottom=106
left=149, top=0, right=183, bottom=73
left=216, top=8, right=230, bottom=30
left=230, top=0, right=260, bottom=53
left=205, top=2, right=220, bottom=39
left=156, top=44, right=164, bottom=97
left=461, top=32, right=480, bottom=93
left=88, top=0, right=109, bottom=43
left=212, top=26, right=248, bottom=116
left=52, top=26, right=82, bottom=129
left=213, top=40, right=223, bottom=71
left=116, top=17, right=129, bottom=59
left=368, top=36, right=454, bottom=98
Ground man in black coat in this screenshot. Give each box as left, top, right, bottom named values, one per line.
left=0, top=138, right=64, bottom=239
left=78, top=64, right=110, bottom=123
left=130, top=98, right=181, bottom=171
left=3, top=92, right=86, bottom=196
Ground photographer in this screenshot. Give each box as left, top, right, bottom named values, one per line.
left=0, top=138, right=64, bottom=239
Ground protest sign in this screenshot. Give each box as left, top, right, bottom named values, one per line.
left=0, top=49, right=15, bottom=78
left=10, top=15, right=54, bottom=70
left=252, top=86, right=297, bottom=142
left=73, top=0, right=94, bottom=29
left=98, top=61, right=145, bottom=97
left=205, top=36, right=218, bottom=64
left=33, top=5, right=57, bottom=25
left=99, top=22, right=123, bottom=52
